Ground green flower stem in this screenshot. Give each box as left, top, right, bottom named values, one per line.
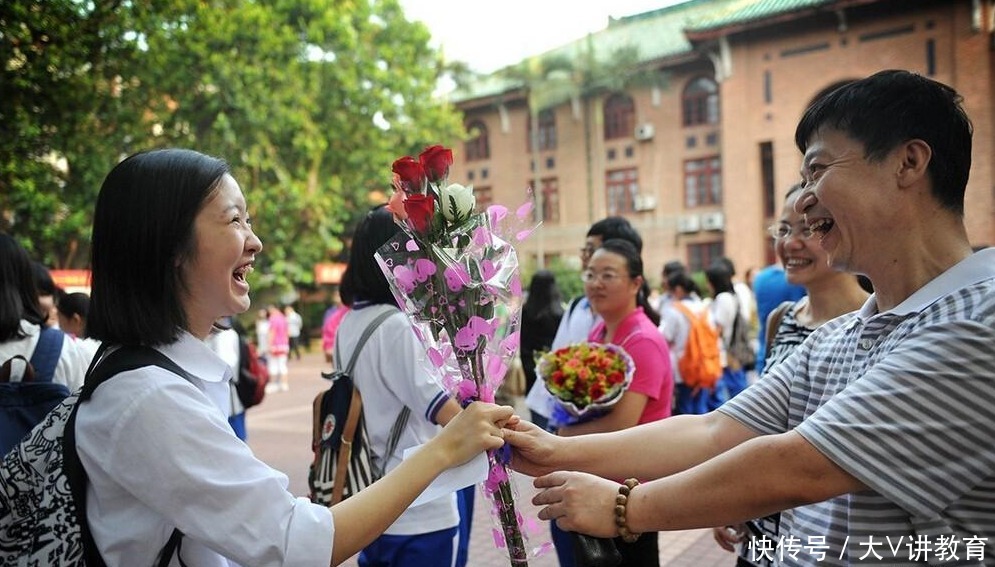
left=459, top=349, right=529, bottom=567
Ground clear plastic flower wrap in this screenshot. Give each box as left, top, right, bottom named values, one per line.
left=375, top=145, right=541, bottom=566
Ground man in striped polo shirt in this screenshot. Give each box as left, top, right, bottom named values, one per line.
left=507, top=69, right=995, bottom=566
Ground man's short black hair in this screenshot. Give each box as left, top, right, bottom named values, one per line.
left=587, top=216, right=642, bottom=253
left=795, top=69, right=972, bottom=215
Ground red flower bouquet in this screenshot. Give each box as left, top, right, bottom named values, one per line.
left=537, top=342, right=635, bottom=426
left=376, top=144, right=540, bottom=566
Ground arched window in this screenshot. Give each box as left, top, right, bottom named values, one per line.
left=603, top=94, right=635, bottom=140
left=526, top=109, right=557, bottom=152
left=682, top=76, right=719, bottom=127
left=464, top=121, right=490, bottom=161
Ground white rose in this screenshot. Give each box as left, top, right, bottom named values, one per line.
left=440, top=183, right=476, bottom=223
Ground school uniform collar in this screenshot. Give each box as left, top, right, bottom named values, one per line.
left=157, top=330, right=232, bottom=383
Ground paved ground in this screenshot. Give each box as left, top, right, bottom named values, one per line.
left=247, top=350, right=733, bottom=566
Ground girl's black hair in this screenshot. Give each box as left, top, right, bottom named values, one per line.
left=0, top=233, right=47, bottom=340
left=88, top=148, right=230, bottom=346
left=666, top=271, right=700, bottom=297
left=599, top=238, right=660, bottom=326
left=339, top=205, right=402, bottom=307
left=56, top=292, right=91, bottom=337
left=704, top=264, right=735, bottom=295
left=523, top=270, right=564, bottom=321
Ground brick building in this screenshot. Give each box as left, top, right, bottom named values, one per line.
left=449, top=0, right=995, bottom=283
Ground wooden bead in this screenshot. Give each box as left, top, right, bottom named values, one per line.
left=614, top=478, right=641, bottom=544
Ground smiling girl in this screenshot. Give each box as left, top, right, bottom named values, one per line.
left=79, top=148, right=513, bottom=566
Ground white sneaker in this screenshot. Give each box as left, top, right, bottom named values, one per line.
left=265, top=383, right=279, bottom=394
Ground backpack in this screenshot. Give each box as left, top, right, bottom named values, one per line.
left=308, top=309, right=410, bottom=506
left=1, top=325, right=68, bottom=457
left=0, top=345, right=185, bottom=566
left=671, top=301, right=723, bottom=390
left=727, top=296, right=757, bottom=372
left=235, top=337, right=269, bottom=409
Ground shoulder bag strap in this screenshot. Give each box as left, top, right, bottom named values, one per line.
left=764, top=301, right=795, bottom=361
left=377, top=406, right=412, bottom=479
left=28, top=325, right=65, bottom=383
left=340, top=307, right=396, bottom=376
left=67, top=345, right=189, bottom=567
left=331, top=307, right=396, bottom=504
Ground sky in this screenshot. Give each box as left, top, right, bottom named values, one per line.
left=397, top=0, right=687, bottom=74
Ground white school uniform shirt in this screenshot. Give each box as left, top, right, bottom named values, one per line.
left=0, top=320, right=88, bottom=391
left=525, top=296, right=601, bottom=418
left=334, top=304, right=456, bottom=536
left=76, top=331, right=333, bottom=567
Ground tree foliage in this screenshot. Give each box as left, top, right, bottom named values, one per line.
left=1, top=0, right=463, bottom=294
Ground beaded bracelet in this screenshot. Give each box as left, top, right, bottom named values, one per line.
left=613, top=478, right=641, bottom=543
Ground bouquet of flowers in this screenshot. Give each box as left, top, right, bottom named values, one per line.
left=375, top=144, right=539, bottom=567
left=537, top=342, right=635, bottom=428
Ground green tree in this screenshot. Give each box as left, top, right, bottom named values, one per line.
left=0, top=0, right=153, bottom=267
left=2, top=0, right=462, bottom=299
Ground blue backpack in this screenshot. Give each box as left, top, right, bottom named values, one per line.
left=0, top=325, right=69, bottom=457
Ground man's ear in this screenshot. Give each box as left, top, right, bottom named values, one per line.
left=896, top=139, right=932, bottom=188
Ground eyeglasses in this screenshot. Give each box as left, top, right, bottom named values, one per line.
left=581, top=270, right=627, bottom=285
left=579, top=245, right=597, bottom=258
left=767, top=222, right=814, bottom=240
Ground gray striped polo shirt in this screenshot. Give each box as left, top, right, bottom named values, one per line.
left=720, top=248, right=995, bottom=566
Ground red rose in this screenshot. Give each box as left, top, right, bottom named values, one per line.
left=419, top=145, right=453, bottom=185
left=392, top=156, right=426, bottom=194
left=403, top=193, right=435, bottom=234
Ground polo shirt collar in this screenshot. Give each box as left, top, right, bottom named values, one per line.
left=859, top=248, right=995, bottom=319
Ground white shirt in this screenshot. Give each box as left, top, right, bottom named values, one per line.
left=334, top=305, right=457, bottom=535
left=206, top=326, right=244, bottom=416
left=525, top=296, right=600, bottom=418
left=0, top=320, right=88, bottom=391
left=76, top=331, right=332, bottom=567
left=286, top=310, right=303, bottom=338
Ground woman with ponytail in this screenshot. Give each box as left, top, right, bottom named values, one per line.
left=556, top=237, right=672, bottom=566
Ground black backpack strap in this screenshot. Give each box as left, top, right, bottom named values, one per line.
left=28, top=325, right=65, bottom=382
left=567, top=295, right=584, bottom=317
left=324, top=307, right=396, bottom=380
left=66, top=345, right=190, bottom=567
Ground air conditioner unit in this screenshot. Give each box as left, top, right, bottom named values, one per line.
left=676, top=215, right=700, bottom=233
left=633, top=195, right=657, bottom=211
left=634, top=123, right=655, bottom=141
left=700, top=212, right=725, bottom=231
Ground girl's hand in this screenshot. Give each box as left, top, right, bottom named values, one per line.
left=430, top=402, right=514, bottom=469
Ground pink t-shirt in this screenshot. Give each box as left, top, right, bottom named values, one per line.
left=589, top=307, right=673, bottom=425
left=268, top=311, right=290, bottom=356
left=322, top=307, right=350, bottom=353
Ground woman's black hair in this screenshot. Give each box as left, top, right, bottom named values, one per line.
left=598, top=238, right=660, bottom=326
left=704, top=264, right=735, bottom=295
left=339, top=205, right=402, bottom=308
left=56, top=292, right=91, bottom=337
left=88, top=148, right=230, bottom=346
left=666, top=271, right=700, bottom=297
left=0, top=233, right=47, bottom=340
left=523, top=270, right=564, bottom=321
